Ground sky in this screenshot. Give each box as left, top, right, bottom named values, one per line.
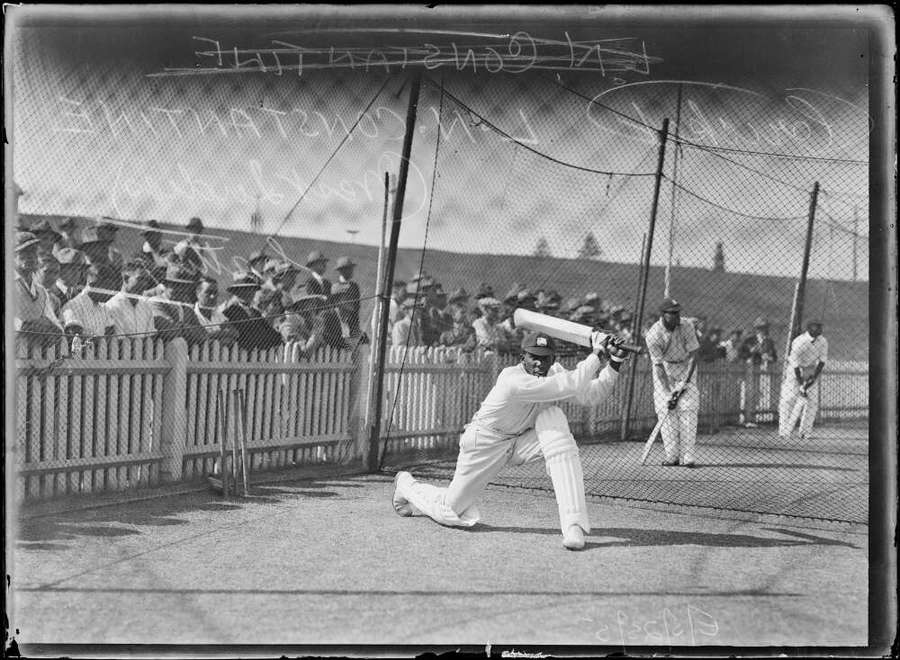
left=8, top=6, right=881, bottom=279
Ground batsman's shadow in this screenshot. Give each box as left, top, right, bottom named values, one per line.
left=468, top=524, right=858, bottom=549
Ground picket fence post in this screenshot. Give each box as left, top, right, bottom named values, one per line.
left=159, top=337, right=189, bottom=482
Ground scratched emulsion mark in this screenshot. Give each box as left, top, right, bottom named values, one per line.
left=151, top=31, right=661, bottom=79
left=586, top=80, right=871, bottom=154
left=578, top=603, right=720, bottom=646
left=107, top=150, right=431, bottom=223
left=52, top=96, right=542, bottom=150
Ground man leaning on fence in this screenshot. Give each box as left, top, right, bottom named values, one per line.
left=105, top=259, right=157, bottom=337
left=194, top=276, right=239, bottom=347
left=778, top=319, right=828, bottom=440
left=472, top=297, right=509, bottom=353
left=221, top=272, right=283, bottom=352
left=61, top=262, right=118, bottom=341
left=14, top=231, right=65, bottom=348
left=150, top=264, right=208, bottom=346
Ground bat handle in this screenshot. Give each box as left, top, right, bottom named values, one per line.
left=595, top=330, right=643, bottom=354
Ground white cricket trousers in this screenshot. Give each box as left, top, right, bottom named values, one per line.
left=395, top=406, right=590, bottom=533
left=778, top=378, right=819, bottom=437
left=654, top=383, right=700, bottom=463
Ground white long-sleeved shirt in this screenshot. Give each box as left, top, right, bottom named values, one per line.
left=15, top=274, right=64, bottom=332
left=62, top=291, right=114, bottom=336
left=470, top=353, right=602, bottom=438
left=788, top=332, right=828, bottom=376
left=105, top=291, right=156, bottom=336
left=193, top=302, right=229, bottom=333
left=472, top=316, right=504, bottom=349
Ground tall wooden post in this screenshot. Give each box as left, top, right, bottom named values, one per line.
left=664, top=84, right=683, bottom=298
left=852, top=205, right=859, bottom=281
left=367, top=72, right=422, bottom=473
left=793, top=181, right=820, bottom=338
left=621, top=118, right=670, bottom=442
left=363, top=173, right=393, bottom=430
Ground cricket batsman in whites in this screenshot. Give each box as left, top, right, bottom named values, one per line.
left=392, top=329, right=630, bottom=551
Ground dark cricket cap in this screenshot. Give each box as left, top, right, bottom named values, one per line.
left=521, top=331, right=556, bottom=356
left=659, top=297, right=682, bottom=313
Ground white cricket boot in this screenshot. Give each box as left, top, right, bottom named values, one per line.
left=562, top=524, right=586, bottom=551
left=392, top=471, right=413, bottom=517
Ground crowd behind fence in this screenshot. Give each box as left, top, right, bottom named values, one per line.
left=14, top=336, right=868, bottom=503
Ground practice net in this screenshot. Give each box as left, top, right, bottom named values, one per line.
left=9, top=22, right=870, bottom=523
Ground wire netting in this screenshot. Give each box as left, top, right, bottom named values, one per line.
left=9, top=19, right=870, bottom=522
left=376, top=71, right=869, bottom=524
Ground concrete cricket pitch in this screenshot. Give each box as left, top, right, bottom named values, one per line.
left=11, top=473, right=868, bottom=651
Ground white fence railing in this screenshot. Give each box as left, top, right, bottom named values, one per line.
left=13, top=337, right=363, bottom=503
left=14, top=338, right=868, bottom=502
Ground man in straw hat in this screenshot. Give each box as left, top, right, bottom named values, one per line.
left=97, top=219, right=125, bottom=271
left=30, top=219, right=63, bottom=259
left=173, top=216, right=207, bottom=270
left=14, top=231, right=65, bottom=346
left=438, top=299, right=477, bottom=352
left=78, top=224, right=115, bottom=269
left=221, top=272, right=282, bottom=352
left=393, top=329, right=631, bottom=551
left=304, top=250, right=332, bottom=297
left=392, top=296, right=425, bottom=348
left=472, top=296, right=508, bottom=353
left=149, top=263, right=207, bottom=346
left=271, top=260, right=302, bottom=308
left=332, top=256, right=363, bottom=342
left=138, top=220, right=170, bottom=271
left=53, top=248, right=89, bottom=307
left=57, top=217, right=82, bottom=252
left=61, top=262, right=119, bottom=340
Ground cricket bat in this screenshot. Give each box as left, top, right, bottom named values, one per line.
left=513, top=308, right=642, bottom=353
left=640, top=412, right=668, bottom=465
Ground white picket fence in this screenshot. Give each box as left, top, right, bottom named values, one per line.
left=13, top=336, right=361, bottom=503
left=14, top=338, right=868, bottom=502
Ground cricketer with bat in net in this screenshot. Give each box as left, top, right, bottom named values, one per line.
left=392, top=329, right=630, bottom=550
left=645, top=297, right=700, bottom=467
left=778, top=319, right=828, bottom=440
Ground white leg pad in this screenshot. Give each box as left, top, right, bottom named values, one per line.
left=799, top=381, right=819, bottom=436
left=395, top=472, right=479, bottom=527
left=679, top=410, right=699, bottom=463
left=535, top=407, right=591, bottom=534
left=779, top=382, right=800, bottom=436
left=659, top=410, right=680, bottom=461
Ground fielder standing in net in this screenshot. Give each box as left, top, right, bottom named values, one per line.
left=645, top=298, right=700, bottom=467
left=392, top=330, right=630, bottom=551
left=778, top=319, right=828, bottom=440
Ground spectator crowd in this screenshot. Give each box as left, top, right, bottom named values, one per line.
left=15, top=215, right=782, bottom=372
left=14, top=216, right=368, bottom=357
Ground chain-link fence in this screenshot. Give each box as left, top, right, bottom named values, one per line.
left=9, top=16, right=872, bottom=521
left=373, top=70, right=869, bottom=524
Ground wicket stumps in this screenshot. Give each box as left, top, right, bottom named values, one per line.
left=208, top=387, right=250, bottom=497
